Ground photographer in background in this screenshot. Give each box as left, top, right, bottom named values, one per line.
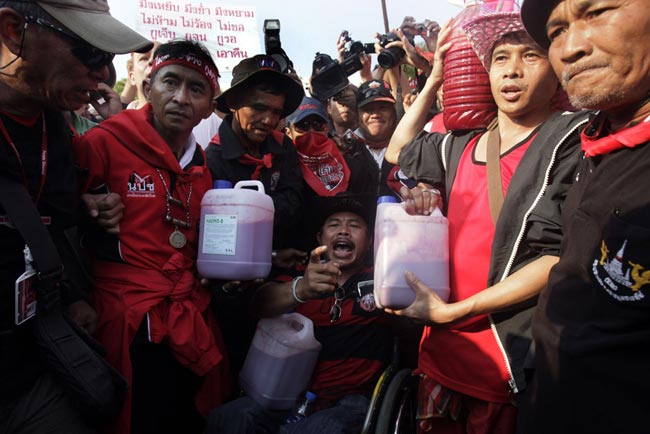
left=374, top=18, right=441, bottom=120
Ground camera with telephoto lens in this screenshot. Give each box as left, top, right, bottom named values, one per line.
left=263, top=19, right=293, bottom=73
left=376, top=31, right=414, bottom=69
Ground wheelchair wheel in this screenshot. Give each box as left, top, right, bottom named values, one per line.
left=374, top=369, right=418, bottom=434
left=360, top=363, right=398, bottom=434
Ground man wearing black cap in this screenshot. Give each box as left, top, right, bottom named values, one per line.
left=0, top=0, right=151, bottom=432
left=520, top=1, right=650, bottom=433
left=207, top=194, right=392, bottom=434
left=347, top=79, right=407, bottom=200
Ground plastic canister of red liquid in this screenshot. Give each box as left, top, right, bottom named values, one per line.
left=239, top=312, right=322, bottom=410
left=373, top=196, right=449, bottom=310
left=443, top=0, right=497, bottom=131
left=197, top=179, right=274, bottom=280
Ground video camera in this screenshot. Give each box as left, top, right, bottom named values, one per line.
left=310, top=30, right=373, bottom=100
left=263, top=19, right=293, bottom=73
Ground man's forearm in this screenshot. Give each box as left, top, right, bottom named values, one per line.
left=385, top=74, right=442, bottom=164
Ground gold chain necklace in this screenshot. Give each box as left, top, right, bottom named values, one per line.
left=155, top=169, right=192, bottom=249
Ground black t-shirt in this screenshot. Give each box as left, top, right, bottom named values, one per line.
left=0, top=110, right=79, bottom=401
left=0, top=111, right=79, bottom=328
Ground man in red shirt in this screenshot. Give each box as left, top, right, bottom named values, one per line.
left=75, top=40, right=225, bottom=434
left=207, top=194, right=392, bottom=434
left=385, top=8, right=588, bottom=434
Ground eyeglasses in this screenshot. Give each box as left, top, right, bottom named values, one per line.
left=293, top=118, right=329, bottom=133
left=25, top=16, right=115, bottom=69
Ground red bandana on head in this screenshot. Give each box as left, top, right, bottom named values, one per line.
left=582, top=114, right=650, bottom=157
left=294, top=133, right=350, bottom=196
left=151, top=53, right=220, bottom=95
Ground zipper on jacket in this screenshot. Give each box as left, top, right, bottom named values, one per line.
left=489, top=116, right=589, bottom=394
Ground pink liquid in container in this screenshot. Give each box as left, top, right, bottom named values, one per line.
left=197, top=180, right=274, bottom=280
left=239, top=312, right=322, bottom=410
left=374, top=196, right=449, bottom=310
left=443, top=1, right=497, bottom=131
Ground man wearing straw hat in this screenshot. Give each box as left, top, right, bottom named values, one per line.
left=385, top=4, right=588, bottom=433
left=520, top=0, right=650, bottom=432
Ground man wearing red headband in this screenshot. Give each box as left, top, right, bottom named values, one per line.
left=74, top=40, right=226, bottom=434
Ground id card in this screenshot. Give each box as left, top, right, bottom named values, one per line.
left=15, top=270, right=37, bottom=325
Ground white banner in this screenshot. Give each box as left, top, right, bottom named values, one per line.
left=135, top=1, right=262, bottom=73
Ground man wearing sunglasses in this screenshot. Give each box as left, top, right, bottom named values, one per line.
left=0, top=0, right=151, bottom=433
left=283, top=96, right=376, bottom=254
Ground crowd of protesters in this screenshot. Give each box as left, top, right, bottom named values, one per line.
left=1, top=0, right=649, bottom=433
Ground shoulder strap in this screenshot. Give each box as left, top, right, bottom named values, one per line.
left=0, top=176, right=63, bottom=279
left=485, top=121, right=504, bottom=224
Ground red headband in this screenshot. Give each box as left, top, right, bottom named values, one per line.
left=151, top=53, right=220, bottom=95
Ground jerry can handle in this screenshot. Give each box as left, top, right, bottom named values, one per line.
left=234, top=180, right=265, bottom=194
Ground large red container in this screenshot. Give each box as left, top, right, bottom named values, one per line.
left=443, top=1, right=497, bottom=131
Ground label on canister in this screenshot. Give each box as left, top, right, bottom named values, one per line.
left=202, top=214, right=238, bottom=255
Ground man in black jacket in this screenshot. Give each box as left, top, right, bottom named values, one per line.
left=205, top=54, right=306, bottom=395
left=0, top=0, right=151, bottom=432
left=521, top=1, right=650, bottom=432
left=206, top=54, right=305, bottom=250
left=384, top=10, right=588, bottom=434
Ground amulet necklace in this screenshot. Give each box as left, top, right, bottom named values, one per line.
left=155, top=169, right=192, bottom=249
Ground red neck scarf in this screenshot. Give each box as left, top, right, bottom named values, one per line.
left=239, top=153, right=273, bottom=180
left=582, top=115, right=650, bottom=157
left=294, top=132, right=350, bottom=196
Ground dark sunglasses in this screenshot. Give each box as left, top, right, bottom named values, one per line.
left=25, top=16, right=115, bottom=69
left=293, top=118, right=329, bottom=133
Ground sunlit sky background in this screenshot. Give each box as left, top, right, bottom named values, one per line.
left=106, top=0, right=461, bottom=87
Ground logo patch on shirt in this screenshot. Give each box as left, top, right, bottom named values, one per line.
left=592, top=239, right=649, bottom=302
left=269, top=171, right=280, bottom=192
left=126, top=172, right=155, bottom=198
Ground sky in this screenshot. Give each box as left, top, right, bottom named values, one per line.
left=106, top=0, right=462, bottom=87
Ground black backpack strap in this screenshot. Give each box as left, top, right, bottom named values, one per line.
left=0, top=176, right=63, bottom=310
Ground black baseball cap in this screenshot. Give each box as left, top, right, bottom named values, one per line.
left=216, top=54, right=304, bottom=117
left=309, top=193, right=376, bottom=234
left=357, top=79, right=396, bottom=108
left=521, top=0, right=561, bottom=50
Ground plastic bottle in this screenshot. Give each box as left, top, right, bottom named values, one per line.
left=239, top=312, right=322, bottom=410
left=443, top=0, right=497, bottom=131
left=284, top=391, right=317, bottom=424
left=373, top=196, right=450, bottom=310
left=197, top=180, right=274, bottom=280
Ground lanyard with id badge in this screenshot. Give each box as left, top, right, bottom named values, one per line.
left=0, top=115, right=48, bottom=325
left=15, top=245, right=38, bottom=325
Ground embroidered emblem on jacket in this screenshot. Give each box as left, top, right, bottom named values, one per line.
left=593, top=240, right=648, bottom=301
left=127, top=172, right=155, bottom=198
